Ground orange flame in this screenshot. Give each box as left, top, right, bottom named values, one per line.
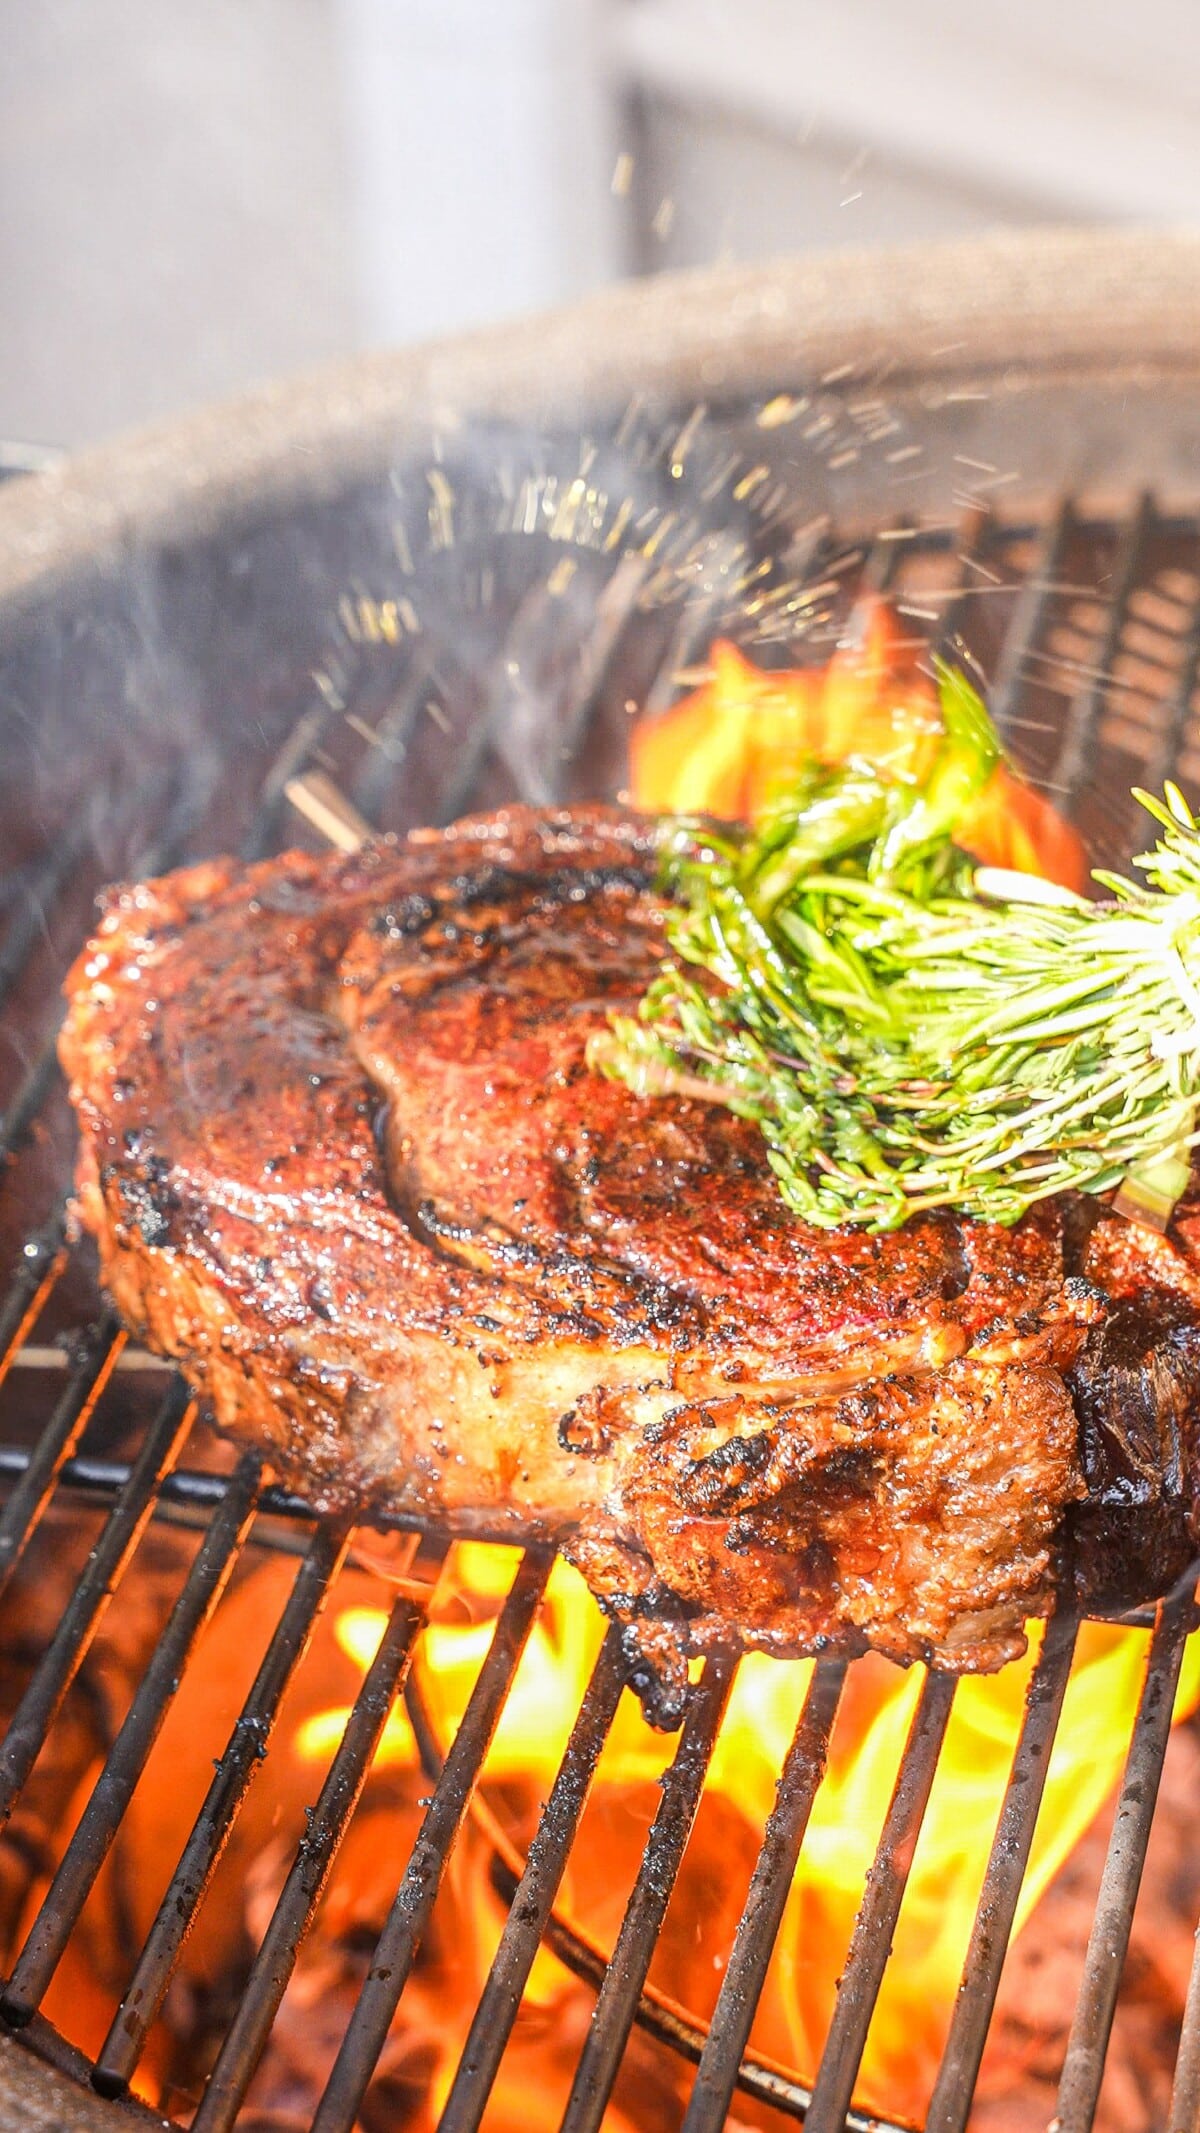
left=302, top=1552, right=1200, bottom=2123
left=629, top=601, right=1090, bottom=893
left=292, top=612, right=1190, bottom=2122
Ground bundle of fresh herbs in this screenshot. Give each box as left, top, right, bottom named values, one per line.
left=592, top=665, right=1200, bottom=1231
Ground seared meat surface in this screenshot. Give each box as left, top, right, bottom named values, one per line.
left=59, top=807, right=1200, bottom=1699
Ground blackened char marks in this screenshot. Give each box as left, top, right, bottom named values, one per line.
left=104, top=1152, right=175, bottom=1248
left=1067, top=1295, right=1200, bottom=1608
left=616, top=1357, right=1083, bottom=1672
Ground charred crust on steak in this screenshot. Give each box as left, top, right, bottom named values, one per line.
left=57, top=803, right=1200, bottom=1715
left=1066, top=1294, right=1200, bottom=1607
left=106, top=1154, right=176, bottom=1249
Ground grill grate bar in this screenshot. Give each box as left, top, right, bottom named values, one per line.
left=1146, top=556, right=1200, bottom=799
left=859, top=520, right=908, bottom=597
left=0, top=1038, right=63, bottom=1169
left=93, top=1513, right=354, bottom=2096
left=1167, top=1891, right=1200, bottom=2132
left=1054, top=489, right=1156, bottom=817
left=545, top=549, right=653, bottom=803
left=931, top=504, right=990, bottom=657
left=925, top=1607, right=1081, bottom=2133
left=240, top=702, right=343, bottom=864
left=0, top=1217, right=65, bottom=1390
left=641, top=531, right=759, bottom=719
left=0, top=1318, right=123, bottom=1604
left=434, top=579, right=556, bottom=821
left=0, top=821, right=88, bottom=1014
left=0, top=1445, right=305, bottom=1518
left=0, top=1445, right=571, bottom=1556
left=192, top=1531, right=449, bottom=2133
left=1054, top=1578, right=1198, bottom=2132
left=0, top=1376, right=194, bottom=1829
left=803, top=1669, right=958, bottom=2133
left=680, top=1656, right=847, bottom=2133
left=559, top=1647, right=738, bottom=2133
left=436, top=1623, right=630, bottom=2133
left=1, top=1449, right=263, bottom=2024
left=349, top=644, right=442, bottom=822
left=312, top=1547, right=553, bottom=2133
left=988, top=494, right=1075, bottom=742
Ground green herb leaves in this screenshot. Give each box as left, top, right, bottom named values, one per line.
left=592, top=670, right=1200, bottom=1232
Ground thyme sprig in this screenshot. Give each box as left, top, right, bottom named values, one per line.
left=594, top=666, right=1200, bottom=1231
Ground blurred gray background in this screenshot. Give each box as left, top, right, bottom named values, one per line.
left=3, top=0, right=1200, bottom=447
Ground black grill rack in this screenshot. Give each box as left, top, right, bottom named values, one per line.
left=2, top=479, right=1200, bottom=2133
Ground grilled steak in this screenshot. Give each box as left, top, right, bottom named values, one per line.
left=59, top=807, right=1200, bottom=1710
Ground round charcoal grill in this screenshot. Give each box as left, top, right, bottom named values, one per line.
left=3, top=229, right=1200, bottom=2133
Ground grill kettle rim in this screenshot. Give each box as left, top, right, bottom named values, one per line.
left=2, top=225, right=1200, bottom=620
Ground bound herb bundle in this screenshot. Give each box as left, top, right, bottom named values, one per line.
left=593, top=665, right=1200, bottom=1232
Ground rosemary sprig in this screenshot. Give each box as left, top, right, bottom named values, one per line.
left=594, top=665, right=1200, bottom=1231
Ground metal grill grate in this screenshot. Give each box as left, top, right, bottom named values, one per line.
left=1, top=478, right=1200, bottom=2133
